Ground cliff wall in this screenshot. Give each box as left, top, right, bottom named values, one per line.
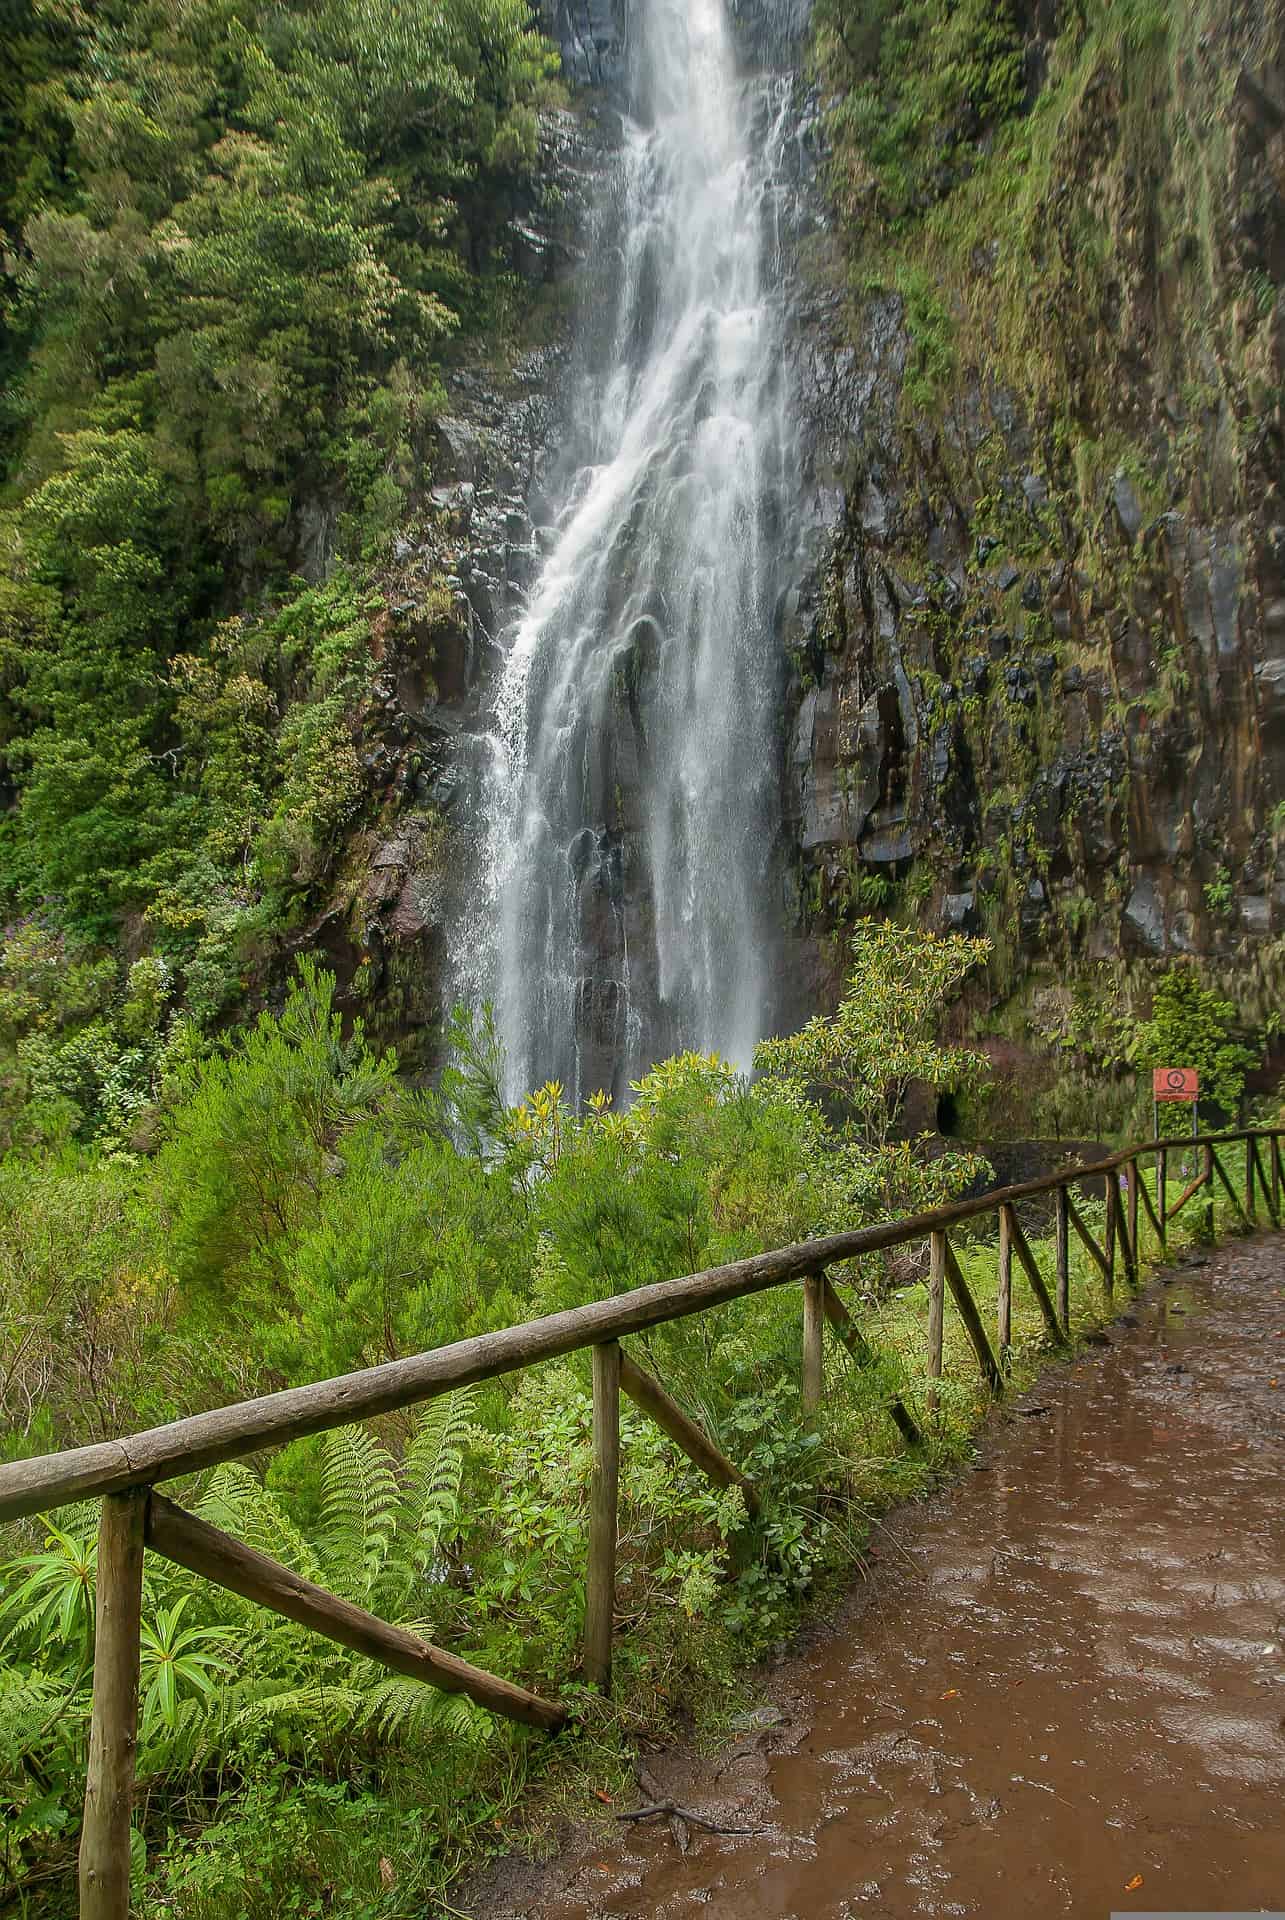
left=778, top=0, right=1285, bottom=1124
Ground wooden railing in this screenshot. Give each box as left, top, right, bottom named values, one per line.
left=1, top=1125, right=1280, bottom=1919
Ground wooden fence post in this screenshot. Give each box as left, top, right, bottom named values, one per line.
left=1135, top=1152, right=1163, bottom=1250
left=583, top=1342, right=620, bottom=1695
left=80, top=1487, right=148, bottom=1920
left=1245, top=1137, right=1256, bottom=1224
left=1054, top=1186, right=1070, bottom=1333
left=1127, top=1158, right=1139, bottom=1268
left=1103, top=1174, right=1116, bottom=1297
left=1203, top=1143, right=1215, bottom=1241
left=1156, top=1146, right=1167, bottom=1250
left=1273, top=1133, right=1282, bottom=1220
left=996, top=1204, right=1013, bottom=1366
left=927, top=1231, right=945, bottom=1410
left=802, top=1273, right=825, bottom=1418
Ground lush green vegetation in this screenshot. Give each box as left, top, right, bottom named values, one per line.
left=1, top=2, right=1277, bottom=1907
left=811, top=0, right=1256, bottom=435
left=0, top=926, right=1018, bottom=1912
left=1, top=929, right=1249, bottom=1913
left=813, top=0, right=1026, bottom=230
left=949, top=961, right=1268, bottom=1144
left=0, top=0, right=560, bottom=1124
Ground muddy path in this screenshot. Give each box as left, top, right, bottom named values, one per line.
left=467, top=1237, right=1285, bottom=1920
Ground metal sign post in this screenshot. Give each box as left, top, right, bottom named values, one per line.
left=1153, top=1067, right=1199, bottom=1179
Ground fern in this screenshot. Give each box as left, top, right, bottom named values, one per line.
left=227, top=1682, right=364, bottom=1740
left=0, top=1662, right=79, bottom=1766
left=359, top=1671, right=494, bottom=1747
left=318, top=1424, right=400, bottom=1602
left=138, top=1690, right=225, bottom=1778
left=379, top=1389, right=474, bottom=1611
left=199, top=1463, right=322, bottom=1584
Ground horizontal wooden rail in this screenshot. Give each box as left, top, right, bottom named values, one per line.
left=3, top=1125, right=1277, bottom=1529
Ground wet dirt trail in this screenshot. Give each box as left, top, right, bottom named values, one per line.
left=475, top=1237, right=1285, bottom=1920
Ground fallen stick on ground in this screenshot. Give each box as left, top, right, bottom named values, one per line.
left=616, top=1803, right=764, bottom=1835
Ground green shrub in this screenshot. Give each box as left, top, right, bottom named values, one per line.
left=11, top=943, right=1215, bottom=1911
left=816, top=0, right=1026, bottom=228
left=1133, top=966, right=1257, bottom=1125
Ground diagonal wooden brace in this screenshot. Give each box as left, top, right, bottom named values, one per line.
left=145, top=1492, right=565, bottom=1732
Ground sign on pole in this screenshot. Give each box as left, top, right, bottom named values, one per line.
left=1152, top=1067, right=1200, bottom=1166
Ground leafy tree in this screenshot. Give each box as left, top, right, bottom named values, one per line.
left=154, top=959, right=397, bottom=1312
left=1132, top=966, right=1257, bottom=1126
left=0, top=0, right=560, bottom=1074
left=270, top=1129, right=532, bottom=1381
left=755, top=922, right=991, bottom=1149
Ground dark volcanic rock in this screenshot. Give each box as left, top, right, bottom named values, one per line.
left=780, top=7, right=1285, bottom=1012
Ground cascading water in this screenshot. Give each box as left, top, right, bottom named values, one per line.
left=455, top=0, right=800, bottom=1102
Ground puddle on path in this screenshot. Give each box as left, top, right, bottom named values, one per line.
left=472, top=1238, right=1285, bottom=1920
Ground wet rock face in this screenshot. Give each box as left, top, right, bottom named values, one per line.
left=313, top=109, right=599, bottom=1066
left=538, top=0, right=812, bottom=95
left=539, top=0, right=628, bottom=91
left=783, top=31, right=1285, bottom=1002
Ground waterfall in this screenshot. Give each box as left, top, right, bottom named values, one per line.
left=455, top=0, right=799, bottom=1103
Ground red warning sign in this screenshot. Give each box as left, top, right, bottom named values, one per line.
left=1153, top=1067, right=1199, bottom=1102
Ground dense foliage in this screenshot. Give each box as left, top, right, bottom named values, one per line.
left=813, top=0, right=1026, bottom=229
left=1118, top=966, right=1257, bottom=1128
left=0, top=931, right=1004, bottom=1912
left=0, top=0, right=559, bottom=1117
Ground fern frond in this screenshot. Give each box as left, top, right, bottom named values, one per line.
left=381, top=1389, right=474, bottom=1609
left=0, top=1663, right=79, bottom=1764
left=318, top=1425, right=400, bottom=1602
left=138, top=1690, right=221, bottom=1777
left=226, top=1681, right=363, bottom=1739
left=359, top=1671, right=495, bottom=1748
left=198, top=1463, right=322, bottom=1583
